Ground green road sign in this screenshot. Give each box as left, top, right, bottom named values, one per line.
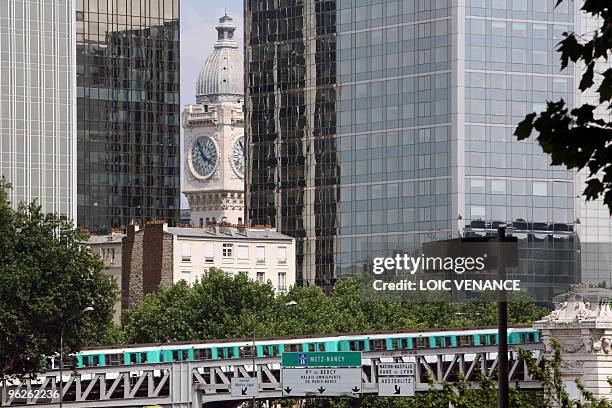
left=282, top=352, right=362, bottom=367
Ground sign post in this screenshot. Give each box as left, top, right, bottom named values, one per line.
left=282, top=351, right=362, bottom=367
left=281, top=351, right=362, bottom=397
left=377, top=362, right=416, bottom=397
left=230, top=377, right=258, bottom=398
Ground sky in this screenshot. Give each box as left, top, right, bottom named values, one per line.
left=181, top=0, right=244, bottom=107
left=179, top=0, right=244, bottom=208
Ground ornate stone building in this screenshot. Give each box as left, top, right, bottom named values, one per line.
left=182, top=14, right=245, bottom=227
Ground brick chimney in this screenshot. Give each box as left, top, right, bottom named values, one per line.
left=121, top=221, right=139, bottom=310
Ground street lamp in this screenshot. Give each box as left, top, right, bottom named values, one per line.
left=58, top=306, right=93, bottom=408
left=251, top=301, right=297, bottom=407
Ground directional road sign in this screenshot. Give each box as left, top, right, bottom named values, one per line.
left=282, top=351, right=362, bottom=367
left=378, top=362, right=415, bottom=377
left=377, top=362, right=415, bottom=397
left=282, top=367, right=362, bottom=396
left=378, top=377, right=415, bottom=397
left=230, top=377, right=258, bottom=397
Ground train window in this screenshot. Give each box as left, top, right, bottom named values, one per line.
left=390, top=339, right=402, bottom=350
left=435, top=337, right=445, bottom=348
left=92, top=356, right=100, bottom=366
left=225, top=348, right=235, bottom=359
left=140, top=353, right=148, bottom=363
left=350, top=341, right=365, bottom=351
left=239, top=346, right=254, bottom=358
left=370, top=339, right=384, bottom=351
left=194, top=349, right=212, bottom=360
left=172, top=350, right=188, bottom=361
left=107, top=354, right=122, bottom=365
left=130, top=354, right=138, bottom=364
left=286, top=344, right=302, bottom=352
left=522, top=333, right=535, bottom=343
left=479, top=335, right=488, bottom=345
left=262, top=345, right=279, bottom=357
left=490, top=335, right=498, bottom=345
left=318, top=343, right=325, bottom=352
left=415, top=337, right=428, bottom=349
left=459, top=336, right=472, bottom=347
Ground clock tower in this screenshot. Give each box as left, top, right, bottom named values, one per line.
left=182, top=14, right=245, bottom=226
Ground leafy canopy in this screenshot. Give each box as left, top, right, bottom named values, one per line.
left=514, top=0, right=612, bottom=212
left=121, top=268, right=547, bottom=344
left=0, top=178, right=117, bottom=379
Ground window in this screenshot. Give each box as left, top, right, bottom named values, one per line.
left=257, top=272, right=265, bottom=283
left=277, top=246, right=287, bottom=264
left=491, top=180, right=506, bottom=194
left=256, top=246, right=265, bottom=263
left=470, top=179, right=485, bottom=193
left=237, top=245, right=249, bottom=259
left=107, top=354, right=122, bottom=366
left=204, top=242, right=214, bottom=262
left=286, top=344, right=303, bottom=352
left=181, top=243, right=191, bottom=262
left=222, top=243, right=233, bottom=257
left=278, top=272, right=287, bottom=291
left=471, top=206, right=485, bottom=219
left=533, top=181, right=548, bottom=196
left=194, top=349, right=212, bottom=360
left=459, top=336, right=473, bottom=346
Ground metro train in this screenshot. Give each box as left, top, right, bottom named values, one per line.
left=56, top=326, right=539, bottom=369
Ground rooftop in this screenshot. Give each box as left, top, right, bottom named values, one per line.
left=167, top=226, right=292, bottom=241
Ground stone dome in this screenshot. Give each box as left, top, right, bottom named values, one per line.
left=195, top=14, right=244, bottom=103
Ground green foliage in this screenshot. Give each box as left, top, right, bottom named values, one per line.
left=514, top=0, right=612, bottom=213
left=122, top=268, right=277, bottom=342
left=298, top=341, right=612, bottom=408
left=122, top=270, right=547, bottom=344
left=0, top=178, right=118, bottom=379
left=518, top=339, right=612, bottom=408
left=121, top=269, right=550, bottom=406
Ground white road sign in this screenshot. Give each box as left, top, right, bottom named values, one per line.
left=378, top=377, right=415, bottom=397
left=282, top=367, right=362, bottom=396
left=231, top=377, right=258, bottom=397
left=378, top=362, right=415, bottom=377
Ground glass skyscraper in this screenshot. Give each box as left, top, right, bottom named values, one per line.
left=246, top=0, right=586, bottom=296
left=0, top=0, right=75, bottom=218
left=76, top=0, right=180, bottom=233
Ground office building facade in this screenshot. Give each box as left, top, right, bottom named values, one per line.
left=574, top=11, right=612, bottom=284
left=246, top=0, right=585, bottom=295
left=76, top=0, right=180, bottom=233
left=0, top=0, right=75, bottom=218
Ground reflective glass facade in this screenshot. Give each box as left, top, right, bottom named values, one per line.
left=246, top=0, right=581, bottom=295
left=0, top=0, right=75, bottom=218
left=462, top=0, right=579, bottom=298
left=575, top=10, right=612, bottom=284
left=76, top=0, right=180, bottom=233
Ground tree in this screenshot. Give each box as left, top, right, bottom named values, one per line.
left=122, top=268, right=279, bottom=342
left=514, top=0, right=612, bottom=212
left=122, top=271, right=547, bottom=344
left=0, top=178, right=118, bottom=379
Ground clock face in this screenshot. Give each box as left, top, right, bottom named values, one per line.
left=190, top=136, right=218, bottom=179
left=231, top=137, right=245, bottom=178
